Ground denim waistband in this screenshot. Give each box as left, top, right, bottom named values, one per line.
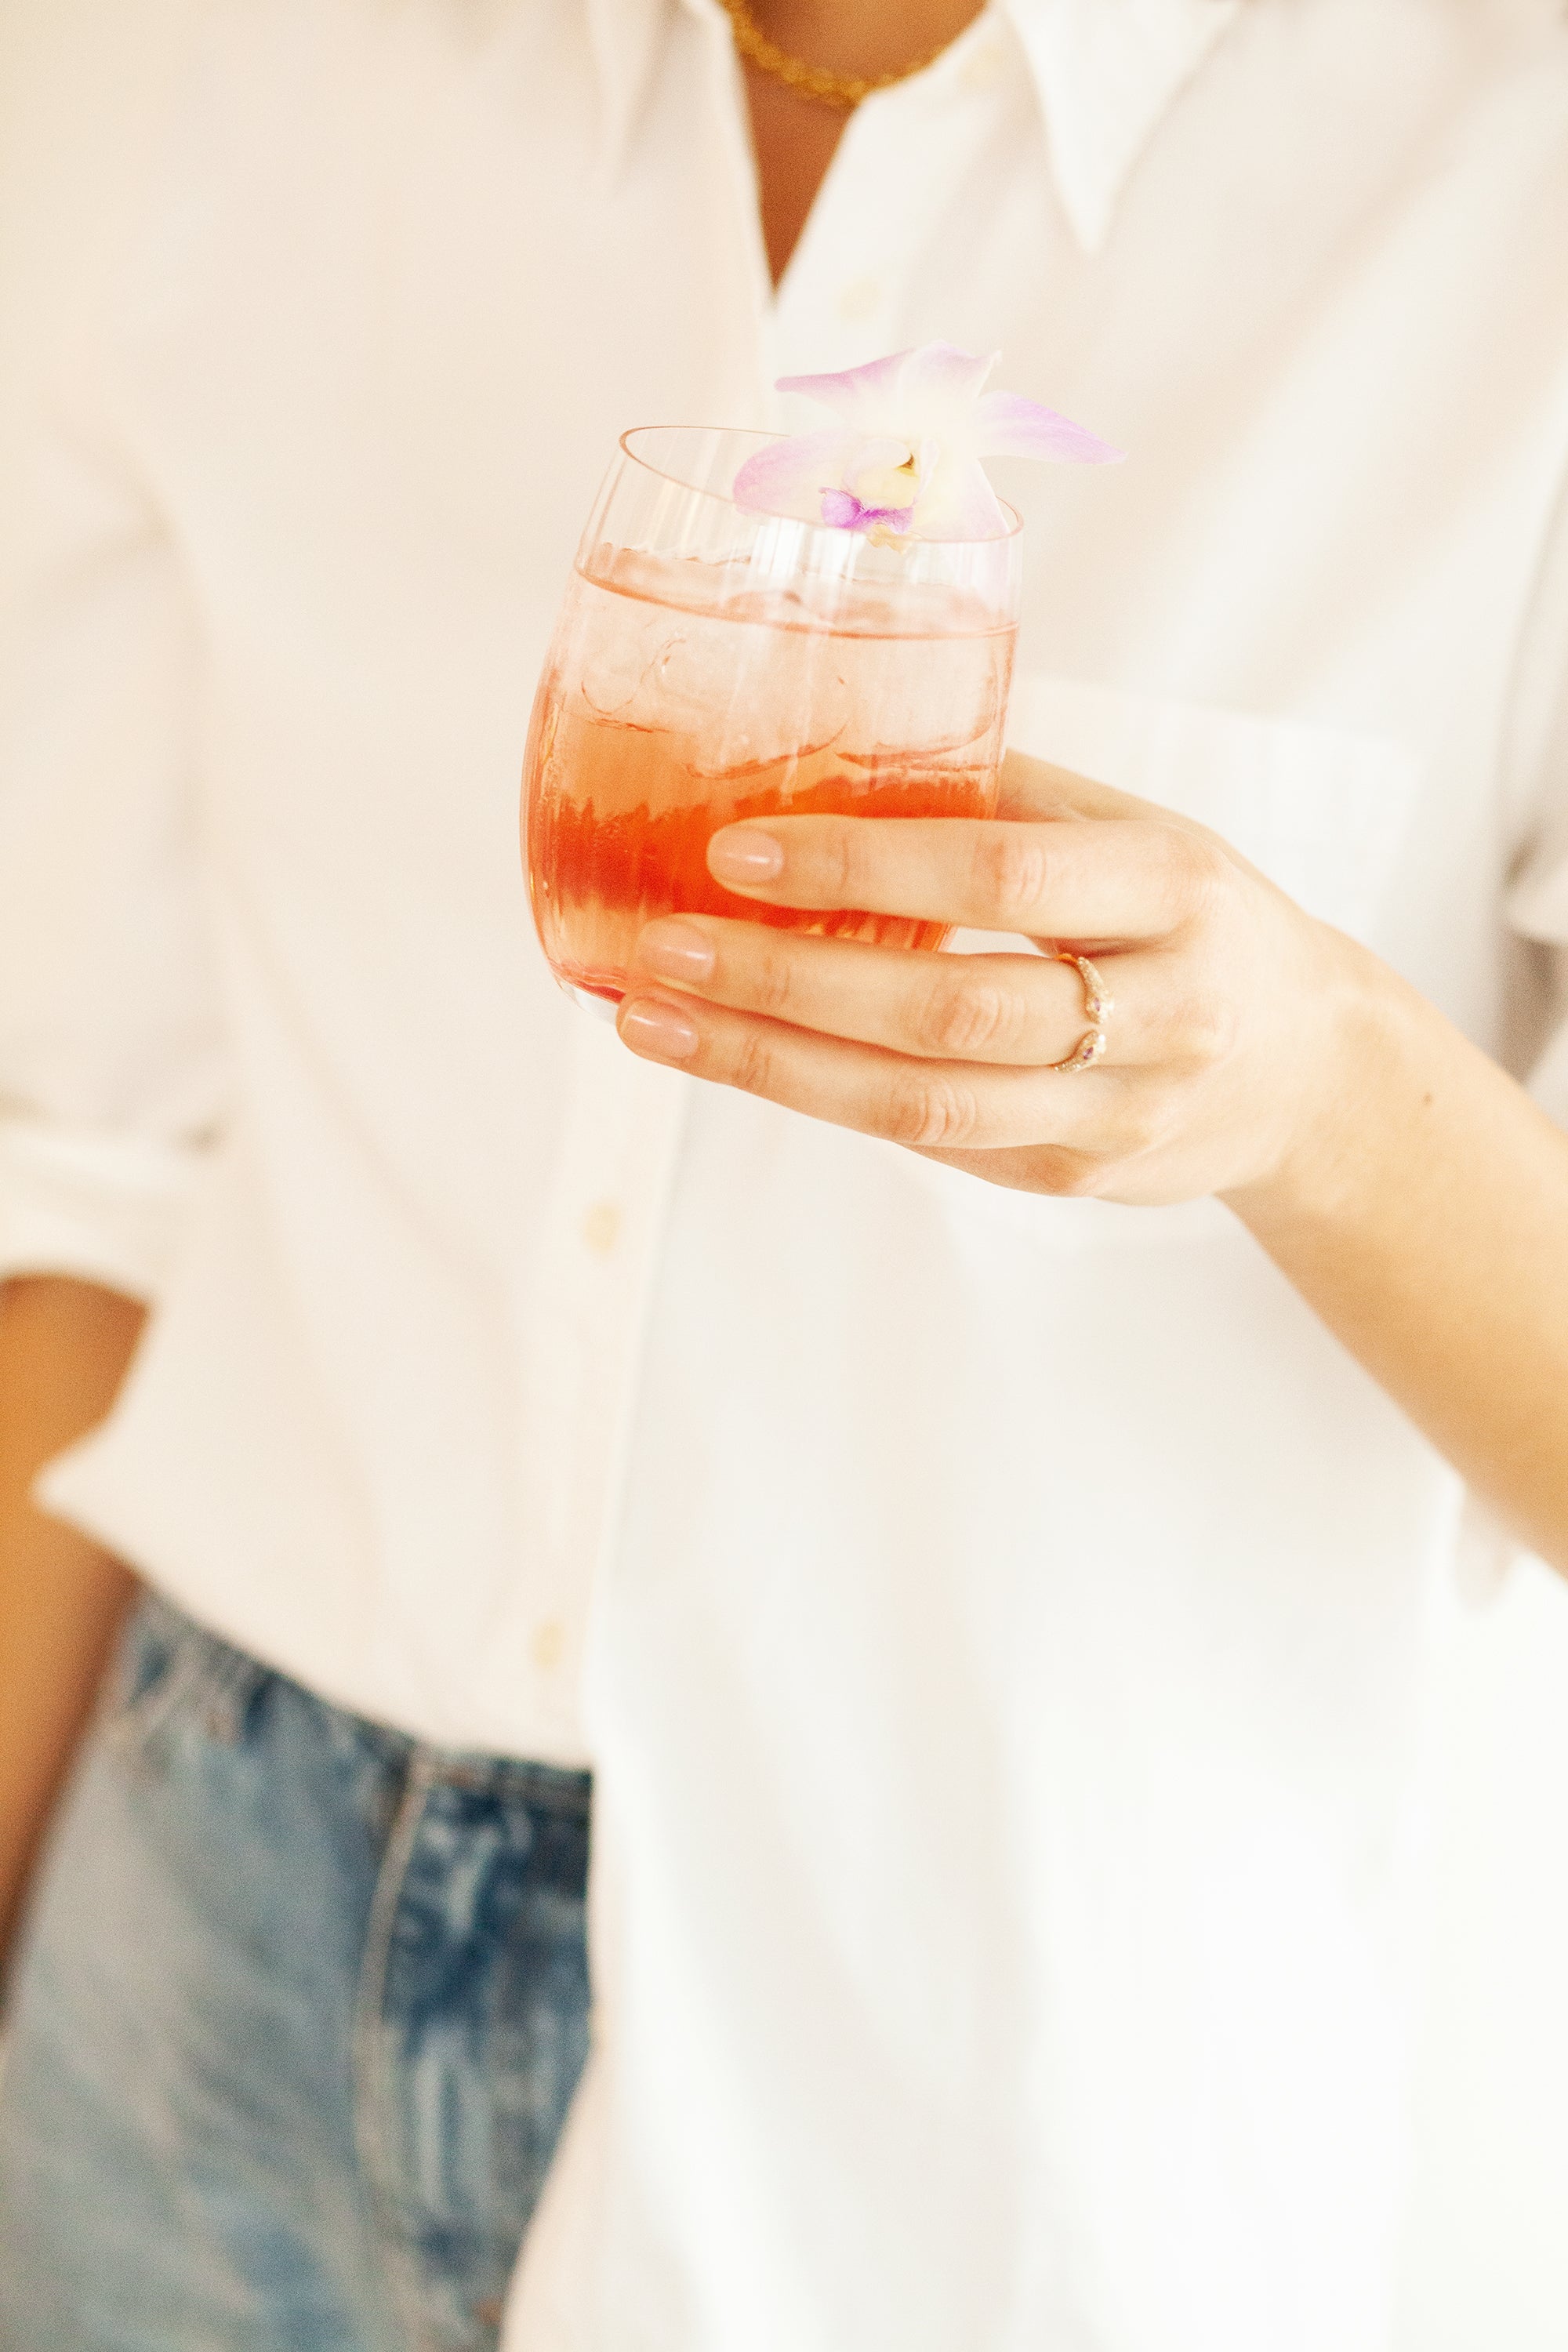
left=113, top=1586, right=593, bottom=1809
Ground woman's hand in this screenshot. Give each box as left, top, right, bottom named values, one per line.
left=615, top=750, right=1377, bottom=1214
left=615, top=747, right=1568, bottom=1569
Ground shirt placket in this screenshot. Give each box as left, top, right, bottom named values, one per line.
left=764, top=14, right=1024, bottom=401
left=508, top=1018, right=689, bottom=1742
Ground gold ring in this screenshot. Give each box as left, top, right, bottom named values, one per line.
left=1047, top=953, right=1114, bottom=1071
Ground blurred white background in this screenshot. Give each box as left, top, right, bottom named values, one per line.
left=1396, top=1555, right=1568, bottom=2350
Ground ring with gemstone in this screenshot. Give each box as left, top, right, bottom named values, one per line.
left=1046, top=953, right=1114, bottom=1071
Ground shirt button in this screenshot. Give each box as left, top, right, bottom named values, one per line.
left=531, top=1619, right=566, bottom=1671
left=580, top=1199, right=622, bottom=1257
left=837, top=274, right=881, bottom=324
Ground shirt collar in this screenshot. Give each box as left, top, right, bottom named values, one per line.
left=586, top=0, right=677, bottom=180
left=586, top=0, right=1243, bottom=253
left=1004, top=0, right=1243, bottom=253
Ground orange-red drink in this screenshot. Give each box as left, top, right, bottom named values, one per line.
left=524, top=546, right=1016, bottom=1007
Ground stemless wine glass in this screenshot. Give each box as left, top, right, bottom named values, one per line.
left=522, top=426, right=1022, bottom=1013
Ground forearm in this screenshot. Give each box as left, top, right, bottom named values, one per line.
left=0, top=1276, right=145, bottom=1984
left=1229, top=947, right=1568, bottom=1573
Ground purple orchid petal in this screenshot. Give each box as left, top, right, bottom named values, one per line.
left=819, top=489, right=916, bottom=535
left=819, top=488, right=864, bottom=528
left=975, top=390, right=1125, bottom=466
left=775, top=350, right=917, bottom=429
left=732, top=428, right=867, bottom=524
left=779, top=343, right=1000, bottom=437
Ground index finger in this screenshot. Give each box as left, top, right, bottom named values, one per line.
left=994, top=750, right=1156, bottom=825
left=706, top=808, right=1215, bottom=942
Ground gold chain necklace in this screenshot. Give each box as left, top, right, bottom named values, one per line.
left=717, top=0, right=951, bottom=111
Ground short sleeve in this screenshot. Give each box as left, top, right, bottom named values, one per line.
left=0, top=0, right=225, bottom=1301
left=1504, top=460, right=1568, bottom=1130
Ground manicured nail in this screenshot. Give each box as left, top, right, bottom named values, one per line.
left=618, top=995, right=700, bottom=1061
left=634, top=921, right=716, bottom=983
left=708, top=826, right=784, bottom=886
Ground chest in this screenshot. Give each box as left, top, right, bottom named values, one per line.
left=111, top=0, right=1568, bottom=1006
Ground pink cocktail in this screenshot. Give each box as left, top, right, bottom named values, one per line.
left=523, top=427, right=1022, bottom=1011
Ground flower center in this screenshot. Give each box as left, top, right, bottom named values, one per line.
left=851, top=448, right=920, bottom=510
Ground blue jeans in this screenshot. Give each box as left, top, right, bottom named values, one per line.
left=0, top=1594, right=592, bottom=2351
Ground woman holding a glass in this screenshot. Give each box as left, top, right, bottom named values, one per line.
left=2, top=1, right=1567, bottom=2348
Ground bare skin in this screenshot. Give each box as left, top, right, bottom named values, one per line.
left=742, top=0, right=987, bottom=282
left=616, top=759, right=1568, bottom=1575
left=0, top=1276, right=143, bottom=1982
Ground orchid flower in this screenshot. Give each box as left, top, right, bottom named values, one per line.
left=733, top=342, right=1123, bottom=543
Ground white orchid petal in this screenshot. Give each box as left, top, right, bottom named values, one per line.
left=975, top=390, right=1125, bottom=466
left=895, top=342, right=1000, bottom=433
left=909, top=454, right=1011, bottom=542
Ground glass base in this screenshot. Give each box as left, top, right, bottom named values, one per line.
left=557, top=977, right=619, bottom=1024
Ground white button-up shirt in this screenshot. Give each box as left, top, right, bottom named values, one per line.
left=4, top=0, right=1568, bottom=2344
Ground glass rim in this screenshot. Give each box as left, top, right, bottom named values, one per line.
left=616, top=425, right=1024, bottom=549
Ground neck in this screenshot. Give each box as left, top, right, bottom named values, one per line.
left=742, top=0, right=988, bottom=286
left=748, top=0, right=988, bottom=85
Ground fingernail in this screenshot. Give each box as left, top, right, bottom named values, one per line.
left=634, top=921, right=716, bottom=983
left=708, top=827, right=784, bottom=886
left=618, top=995, right=700, bottom=1062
